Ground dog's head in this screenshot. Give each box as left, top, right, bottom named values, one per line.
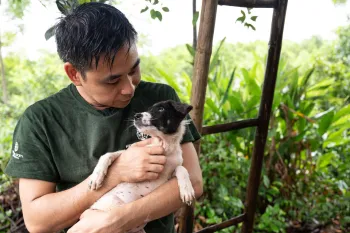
left=134, top=100, right=193, bottom=136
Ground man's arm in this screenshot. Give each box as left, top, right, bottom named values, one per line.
left=19, top=175, right=116, bottom=233
left=19, top=139, right=165, bottom=233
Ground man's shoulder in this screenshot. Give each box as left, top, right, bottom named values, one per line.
left=136, top=81, right=175, bottom=98
left=22, top=85, right=72, bottom=120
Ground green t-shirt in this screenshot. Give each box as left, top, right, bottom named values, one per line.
left=5, top=81, right=201, bottom=233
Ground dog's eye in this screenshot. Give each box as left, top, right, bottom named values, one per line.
left=158, top=107, right=165, bottom=112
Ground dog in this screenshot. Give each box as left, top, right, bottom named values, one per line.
left=88, top=100, right=196, bottom=233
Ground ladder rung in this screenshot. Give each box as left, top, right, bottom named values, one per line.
left=202, top=118, right=259, bottom=135
left=218, top=0, right=277, bottom=8
left=195, top=214, right=246, bottom=233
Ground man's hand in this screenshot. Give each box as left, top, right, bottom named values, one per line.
left=67, top=209, right=124, bottom=233
left=107, top=138, right=166, bottom=183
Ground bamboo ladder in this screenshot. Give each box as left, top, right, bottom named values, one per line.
left=177, top=0, right=289, bottom=233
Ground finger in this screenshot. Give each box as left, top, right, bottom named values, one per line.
left=146, top=146, right=165, bottom=155
left=146, top=164, right=164, bottom=173
left=145, top=172, right=159, bottom=180
left=131, top=138, right=153, bottom=147
left=149, top=155, right=167, bottom=165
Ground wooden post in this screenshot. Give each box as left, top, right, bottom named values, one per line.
left=242, top=1, right=289, bottom=232
left=177, top=0, right=218, bottom=233
left=190, top=0, right=218, bottom=154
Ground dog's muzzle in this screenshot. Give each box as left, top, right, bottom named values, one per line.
left=134, top=112, right=152, bottom=127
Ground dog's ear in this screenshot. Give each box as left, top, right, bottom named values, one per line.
left=169, top=101, right=193, bottom=116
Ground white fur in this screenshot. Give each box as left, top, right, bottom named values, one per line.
left=88, top=118, right=195, bottom=233
left=141, top=112, right=152, bottom=125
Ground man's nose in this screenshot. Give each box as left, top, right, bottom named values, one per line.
left=121, top=78, right=135, bottom=96
left=135, top=113, right=142, bottom=119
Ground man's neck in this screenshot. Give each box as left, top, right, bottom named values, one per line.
left=76, top=86, right=109, bottom=110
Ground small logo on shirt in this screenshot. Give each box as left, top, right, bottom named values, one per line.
left=12, top=142, right=24, bottom=159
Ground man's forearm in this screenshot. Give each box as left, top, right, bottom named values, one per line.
left=24, top=175, right=118, bottom=232
left=114, top=177, right=202, bottom=232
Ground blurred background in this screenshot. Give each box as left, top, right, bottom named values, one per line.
left=1, top=0, right=349, bottom=232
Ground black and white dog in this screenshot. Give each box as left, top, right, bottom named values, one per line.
left=88, top=100, right=195, bottom=233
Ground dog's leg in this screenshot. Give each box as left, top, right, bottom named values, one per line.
left=88, top=150, right=125, bottom=190
left=174, top=166, right=195, bottom=205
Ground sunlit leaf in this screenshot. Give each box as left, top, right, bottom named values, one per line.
left=317, top=110, right=334, bottom=135
left=244, top=23, right=256, bottom=31
left=192, top=11, right=199, bottom=26
left=316, top=152, right=335, bottom=171
left=140, top=6, right=149, bottom=13
left=251, top=16, right=258, bottom=21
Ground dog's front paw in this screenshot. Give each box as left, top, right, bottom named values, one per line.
left=88, top=151, right=123, bottom=190
left=175, top=166, right=195, bottom=205
left=88, top=169, right=106, bottom=190
left=179, top=181, right=195, bottom=205
left=88, top=156, right=110, bottom=190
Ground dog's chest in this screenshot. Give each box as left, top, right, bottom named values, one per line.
left=104, top=146, right=182, bottom=206
left=165, top=146, right=183, bottom=172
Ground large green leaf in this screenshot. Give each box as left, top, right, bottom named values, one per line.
left=307, top=78, right=335, bottom=92
left=220, top=68, right=236, bottom=106
left=333, top=104, right=350, bottom=122
left=317, top=110, right=334, bottom=135
left=192, top=11, right=199, bottom=26
left=316, top=152, right=336, bottom=171
left=323, top=137, right=350, bottom=148
left=209, top=38, right=226, bottom=74
left=206, top=98, right=220, bottom=116
left=227, top=94, right=244, bottom=113
left=156, top=68, right=181, bottom=93
left=241, top=68, right=261, bottom=97
left=298, top=67, right=314, bottom=99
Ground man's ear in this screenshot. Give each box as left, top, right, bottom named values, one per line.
left=169, top=101, right=193, bottom=116
left=64, top=62, right=83, bottom=86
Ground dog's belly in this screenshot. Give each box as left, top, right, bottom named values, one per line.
left=91, top=177, right=168, bottom=211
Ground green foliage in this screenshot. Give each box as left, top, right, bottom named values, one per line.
left=6, top=0, right=30, bottom=19
left=139, top=0, right=170, bottom=22
left=332, top=0, right=347, bottom=4
left=142, top=30, right=350, bottom=232
left=257, top=205, right=287, bottom=233
left=192, top=11, right=199, bottom=26
left=236, top=8, right=258, bottom=31
left=1, top=23, right=350, bottom=233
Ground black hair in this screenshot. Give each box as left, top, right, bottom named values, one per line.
left=55, top=2, right=137, bottom=77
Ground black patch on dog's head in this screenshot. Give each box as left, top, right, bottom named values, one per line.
left=135, top=100, right=193, bottom=134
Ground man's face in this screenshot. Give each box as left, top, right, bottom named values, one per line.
left=75, top=44, right=141, bottom=109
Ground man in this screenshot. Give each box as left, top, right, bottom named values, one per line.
left=5, top=2, right=202, bottom=233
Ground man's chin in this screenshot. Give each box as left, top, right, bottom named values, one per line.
left=113, top=100, right=131, bottom=108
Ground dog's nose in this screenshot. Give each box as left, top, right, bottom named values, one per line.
left=135, top=113, right=142, bottom=119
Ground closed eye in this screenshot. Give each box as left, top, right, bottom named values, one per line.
left=128, top=70, right=136, bottom=76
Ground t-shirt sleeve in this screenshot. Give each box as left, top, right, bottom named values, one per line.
left=5, top=110, right=59, bottom=182
left=164, top=86, right=201, bottom=144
